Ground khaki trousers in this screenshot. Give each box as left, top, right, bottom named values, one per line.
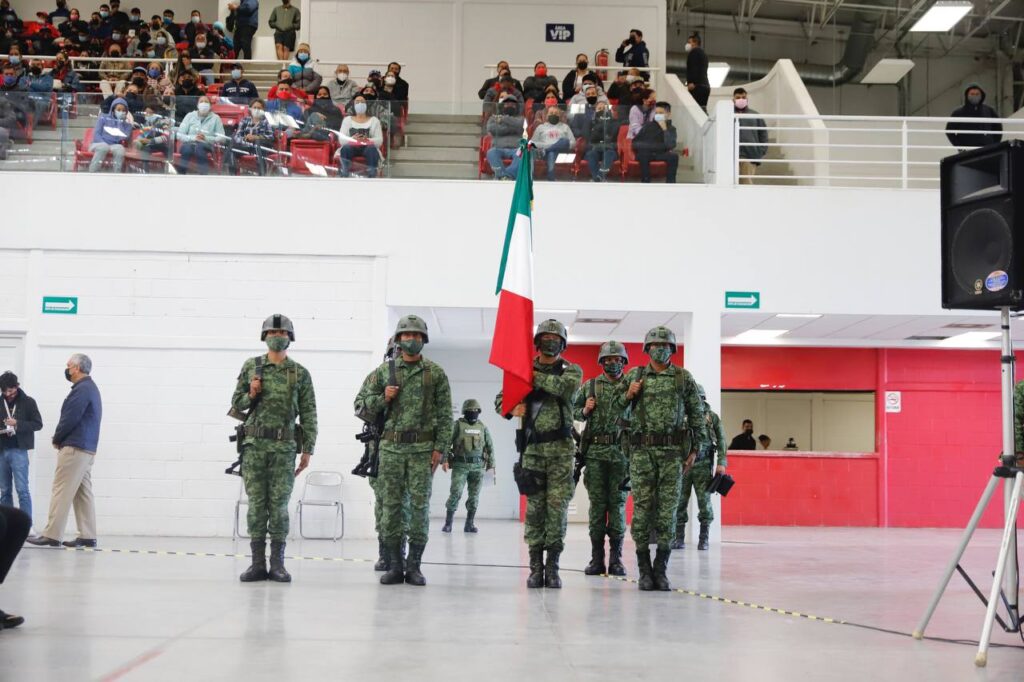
left=42, top=447, right=96, bottom=541
left=739, top=160, right=756, bottom=185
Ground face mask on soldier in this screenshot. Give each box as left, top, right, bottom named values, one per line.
left=266, top=335, right=290, bottom=352
left=399, top=337, right=424, bottom=356
left=464, top=410, right=480, bottom=424
left=649, top=346, right=672, bottom=364
left=603, top=359, right=624, bottom=378
left=539, top=338, right=561, bottom=357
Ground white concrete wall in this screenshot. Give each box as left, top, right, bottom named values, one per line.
left=0, top=172, right=946, bottom=537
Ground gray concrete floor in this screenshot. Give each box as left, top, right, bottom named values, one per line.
left=2, top=523, right=1024, bottom=681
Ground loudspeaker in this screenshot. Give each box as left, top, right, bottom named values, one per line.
left=941, top=140, right=1024, bottom=311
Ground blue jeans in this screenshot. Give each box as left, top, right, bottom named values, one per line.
left=486, top=147, right=520, bottom=179
left=178, top=141, right=213, bottom=174
left=584, top=146, right=617, bottom=180
left=0, top=448, right=31, bottom=522
left=339, top=144, right=380, bottom=177
left=541, top=138, right=571, bottom=180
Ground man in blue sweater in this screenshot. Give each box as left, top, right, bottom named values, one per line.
left=27, top=354, right=103, bottom=548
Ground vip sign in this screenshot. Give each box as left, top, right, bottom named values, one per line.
left=546, top=23, right=574, bottom=42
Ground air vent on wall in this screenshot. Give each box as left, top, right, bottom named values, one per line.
left=943, top=323, right=995, bottom=329
left=576, top=317, right=622, bottom=324
left=906, top=335, right=952, bottom=341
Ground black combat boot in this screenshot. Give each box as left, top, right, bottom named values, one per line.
left=405, top=543, right=427, bottom=586
left=584, top=535, right=606, bottom=575
left=442, top=509, right=454, bottom=533
left=636, top=548, right=654, bottom=591
left=669, top=523, right=686, bottom=550
left=268, top=541, right=291, bottom=583
left=380, top=541, right=405, bottom=585
left=698, top=523, right=710, bottom=550
left=239, top=540, right=268, bottom=582
left=652, top=547, right=671, bottom=591
left=526, top=546, right=545, bottom=588
left=545, top=547, right=563, bottom=589
left=607, top=535, right=626, bottom=577
left=374, top=537, right=388, bottom=572
left=464, top=510, right=478, bottom=533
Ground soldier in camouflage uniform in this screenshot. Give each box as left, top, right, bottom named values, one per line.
left=368, top=473, right=410, bottom=571
left=442, top=399, right=494, bottom=533
left=230, top=314, right=318, bottom=583
left=354, top=315, right=452, bottom=587
left=495, top=319, right=582, bottom=589
left=573, top=340, right=630, bottom=577
left=672, top=383, right=727, bottom=551
left=619, top=326, right=706, bottom=591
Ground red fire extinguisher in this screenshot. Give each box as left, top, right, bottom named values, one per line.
left=595, top=49, right=609, bottom=81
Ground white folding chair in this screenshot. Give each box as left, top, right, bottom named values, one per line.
left=296, top=470, right=345, bottom=540
left=233, top=478, right=250, bottom=540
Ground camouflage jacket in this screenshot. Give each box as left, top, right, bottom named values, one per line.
left=231, top=354, right=318, bottom=454
left=620, top=363, right=708, bottom=453
left=495, top=356, right=583, bottom=457
left=573, top=373, right=629, bottom=461
left=353, top=355, right=452, bottom=454
left=448, top=418, right=494, bottom=468
left=696, top=406, right=727, bottom=466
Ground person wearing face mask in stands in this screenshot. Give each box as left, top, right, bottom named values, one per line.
left=945, top=84, right=1002, bottom=150
left=288, top=43, right=321, bottom=94
left=531, top=106, right=575, bottom=181
left=172, top=70, right=203, bottom=122
left=631, top=101, right=679, bottom=183
left=59, top=8, right=87, bottom=40
left=51, top=51, right=83, bottom=92
left=18, top=60, right=55, bottom=123
left=385, top=62, right=409, bottom=103
left=580, top=99, right=622, bottom=182
left=269, top=0, right=299, bottom=60
left=562, top=53, right=602, bottom=101
left=182, top=9, right=208, bottom=46
left=327, top=64, right=359, bottom=109
left=228, top=98, right=275, bottom=174
left=485, top=94, right=524, bottom=180
left=144, top=61, right=171, bottom=94
left=176, top=95, right=224, bottom=174
left=336, top=95, right=383, bottom=178
left=266, top=78, right=303, bottom=123
left=307, top=85, right=341, bottom=130
left=733, top=87, right=766, bottom=184
left=479, top=61, right=522, bottom=100
left=88, top=97, right=131, bottom=172
left=98, top=43, right=126, bottom=97
left=221, top=63, right=259, bottom=102
left=568, top=78, right=608, bottom=113
left=188, top=31, right=217, bottom=85
left=531, top=91, right=562, bottom=126
left=615, top=28, right=649, bottom=68
left=482, top=75, right=523, bottom=117
left=685, top=32, right=710, bottom=111
left=523, top=61, right=557, bottom=103
left=49, top=0, right=71, bottom=24
left=627, top=87, right=656, bottom=139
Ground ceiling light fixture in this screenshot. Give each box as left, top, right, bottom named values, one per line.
left=733, top=329, right=788, bottom=343
left=939, top=331, right=1000, bottom=346
left=909, top=1, right=972, bottom=32
left=774, top=313, right=822, bottom=319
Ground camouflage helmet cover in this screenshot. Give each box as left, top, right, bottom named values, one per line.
left=462, top=398, right=482, bottom=412
left=598, top=340, right=629, bottom=364
left=261, top=313, right=295, bottom=341
left=643, top=326, right=677, bottom=353
left=395, top=315, right=430, bottom=343
left=534, top=318, right=568, bottom=349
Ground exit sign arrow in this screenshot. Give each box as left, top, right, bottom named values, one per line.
left=725, top=291, right=760, bottom=309
left=42, top=296, right=78, bottom=314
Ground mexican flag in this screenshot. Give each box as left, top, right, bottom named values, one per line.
left=489, top=140, right=535, bottom=415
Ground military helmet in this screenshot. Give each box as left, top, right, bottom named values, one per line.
left=696, top=383, right=706, bottom=400
left=643, top=326, right=677, bottom=354
left=534, top=319, right=568, bottom=350
left=462, top=398, right=482, bottom=412
left=598, top=340, right=629, bottom=364
left=261, top=313, right=295, bottom=341
left=395, top=315, right=429, bottom=343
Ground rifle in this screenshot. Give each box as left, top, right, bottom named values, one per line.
left=572, top=378, right=597, bottom=486
left=225, top=358, right=265, bottom=476
left=352, top=340, right=397, bottom=478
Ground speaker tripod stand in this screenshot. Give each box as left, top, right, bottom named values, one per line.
left=914, top=307, right=1021, bottom=666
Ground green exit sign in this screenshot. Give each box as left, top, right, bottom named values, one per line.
left=42, top=296, right=78, bottom=315
left=725, top=291, right=760, bottom=309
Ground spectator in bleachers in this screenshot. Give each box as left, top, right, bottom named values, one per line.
left=359, top=84, right=391, bottom=128
left=188, top=32, right=217, bottom=85
left=266, top=78, right=303, bottom=126
left=367, top=69, right=383, bottom=91
left=88, top=96, right=131, bottom=172
left=632, top=100, right=678, bottom=183
left=88, top=9, right=110, bottom=39
left=107, top=19, right=128, bottom=49
left=226, top=0, right=257, bottom=60
left=327, top=64, right=359, bottom=109
left=210, top=21, right=232, bottom=51
left=531, top=105, right=574, bottom=181
left=615, top=29, right=649, bottom=68
left=149, top=23, right=173, bottom=53
left=269, top=0, right=299, bottom=60
left=945, top=84, right=1002, bottom=150
left=483, top=75, right=523, bottom=116
left=606, top=70, right=630, bottom=103
left=685, top=32, right=710, bottom=111
left=288, top=42, right=321, bottom=94
left=627, top=88, right=655, bottom=139
left=479, top=61, right=522, bottom=100
left=172, top=69, right=202, bottom=122
left=182, top=9, right=208, bottom=47
left=228, top=98, right=274, bottom=174
left=119, top=67, right=148, bottom=116
left=51, top=51, right=83, bottom=92
left=385, top=62, right=409, bottom=103
left=221, top=63, right=259, bottom=102
left=145, top=61, right=171, bottom=92
left=98, top=43, right=126, bottom=97
left=568, top=81, right=608, bottom=113
left=733, top=87, right=766, bottom=184
left=161, top=9, right=177, bottom=32
left=2, top=46, right=25, bottom=81
left=337, top=94, right=382, bottom=177
left=108, top=0, right=128, bottom=30
left=485, top=94, right=524, bottom=181
left=172, top=54, right=200, bottom=83
left=176, top=95, right=224, bottom=174
left=128, top=7, right=144, bottom=29
left=1, top=1, right=22, bottom=36
left=58, top=8, right=86, bottom=40
left=583, top=100, right=620, bottom=182
left=18, top=60, right=54, bottom=123
left=567, top=84, right=601, bottom=136
left=531, top=92, right=562, bottom=126
left=125, top=26, right=151, bottom=57
left=307, top=85, right=341, bottom=129
left=49, top=0, right=71, bottom=24
left=134, top=104, right=172, bottom=158
left=523, top=61, right=557, bottom=103
left=562, top=53, right=602, bottom=102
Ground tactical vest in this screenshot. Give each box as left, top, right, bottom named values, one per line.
left=629, top=366, right=689, bottom=447
left=382, top=362, right=436, bottom=444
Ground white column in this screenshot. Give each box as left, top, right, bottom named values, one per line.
left=710, top=98, right=736, bottom=186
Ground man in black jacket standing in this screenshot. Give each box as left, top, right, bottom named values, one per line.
left=632, top=101, right=678, bottom=183
left=945, top=84, right=1002, bottom=150
left=0, top=372, right=43, bottom=529
left=685, top=32, right=710, bottom=111
left=615, top=29, right=649, bottom=68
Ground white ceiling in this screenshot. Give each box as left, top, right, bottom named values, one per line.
left=392, top=306, right=1020, bottom=350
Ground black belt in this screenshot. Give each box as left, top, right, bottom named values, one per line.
left=382, top=429, right=435, bottom=444
left=587, top=434, right=619, bottom=445
left=243, top=425, right=294, bottom=441
left=531, top=427, right=573, bottom=444
left=629, top=433, right=683, bottom=447
left=452, top=455, right=482, bottom=464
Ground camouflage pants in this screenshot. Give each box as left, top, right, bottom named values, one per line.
left=379, top=448, right=433, bottom=546
left=583, top=456, right=628, bottom=540
left=523, top=453, right=573, bottom=552
left=677, top=459, right=715, bottom=526
left=370, top=474, right=410, bottom=537
left=242, top=441, right=296, bottom=542
left=629, top=449, right=683, bottom=550
left=445, top=463, right=484, bottom=513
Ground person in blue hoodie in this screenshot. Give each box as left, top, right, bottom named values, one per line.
left=89, top=96, right=132, bottom=172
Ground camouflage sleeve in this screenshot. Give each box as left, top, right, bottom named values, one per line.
left=682, top=369, right=708, bottom=453
left=484, top=425, right=494, bottom=467
left=448, top=419, right=460, bottom=459
left=713, top=410, right=727, bottom=467
left=572, top=380, right=588, bottom=421
left=353, top=365, right=385, bottom=421
left=297, top=367, right=318, bottom=455
left=431, top=366, right=453, bottom=453
left=494, top=390, right=510, bottom=418
left=533, top=362, right=582, bottom=404
left=1016, top=381, right=1024, bottom=454
left=231, top=358, right=254, bottom=412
